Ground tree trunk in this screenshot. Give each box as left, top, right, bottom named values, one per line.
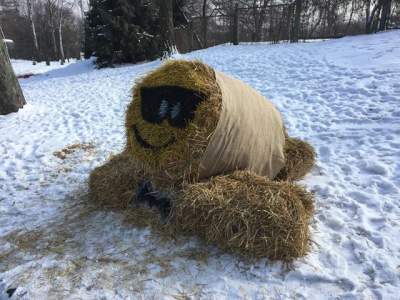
left=158, top=0, right=175, bottom=56
left=27, top=0, right=40, bottom=62
left=345, top=1, right=355, bottom=34
left=47, top=0, right=58, bottom=60
left=252, top=0, right=258, bottom=41
left=232, top=4, right=239, bottom=45
left=372, top=3, right=383, bottom=32
left=366, top=0, right=382, bottom=33
left=365, top=0, right=371, bottom=33
left=292, top=0, right=302, bottom=42
left=58, top=3, right=65, bottom=65
left=0, top=38, right=26, bottom=115
left=379, top=0, right=391, bottom=31
left=78, top=0, right=84, bottom=59
left=287, top=3, right=293, bottom=41
left=51, top=29, right=57, bottom=59
left=202, top=0, right=208, bottom=48
left=254, top=0, right=270, bottom=42
left=59, top=21, right=65, bottom=64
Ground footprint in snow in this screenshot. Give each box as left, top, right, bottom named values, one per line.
left=358, top=161, right=388, bottom=176
left=318, top=146, right=331, bottom=160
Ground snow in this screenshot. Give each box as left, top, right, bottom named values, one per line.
left=1, top=30, right=400, bottom=299
left=10, top=59, right=78, bottom=77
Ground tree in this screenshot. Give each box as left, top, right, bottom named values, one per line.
left=379, top=0, right=392, bottom=31
left=0, top=0, right=81, bottom=62
left=292, top=0, right=302, bottom=42
left=45, top=0, right=59, bottom=60
left=365, top=0, right=393, bottom=33
left=0, top=37, right=26, bottom=115
left=26, top=0, right=40, bottom=62
left=84, top=0, right=113, bottom=66
left=202, top=0, right=208, bottom=47
left=85, top=0, right=160, bottom=67
left=253, top=0, right=270, bottom=42
left=158, top=0, right=176, bottom=56
left=58, top=0, right=66, bottom=64
left=112, top=0, right=158, bottom=63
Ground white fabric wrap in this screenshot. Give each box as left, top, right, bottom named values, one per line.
left=198, top=71, right=286, bottom=179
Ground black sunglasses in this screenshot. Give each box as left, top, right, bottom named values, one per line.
left=140, top=86, right=206, bottom=128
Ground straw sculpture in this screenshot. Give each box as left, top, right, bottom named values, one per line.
left=89, top=60, right=316, bottom=261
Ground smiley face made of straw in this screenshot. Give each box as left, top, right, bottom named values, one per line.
left=126, top=60, right=222, bottom=184
left=133, top=86, right=206, bottom=149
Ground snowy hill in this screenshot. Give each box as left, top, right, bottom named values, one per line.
left=1, top=30, right=399, bottom=299
left=10, top=59, right=78, bottom=77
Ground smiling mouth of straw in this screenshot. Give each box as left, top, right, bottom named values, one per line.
left=132, top=124, right=176, bottom=150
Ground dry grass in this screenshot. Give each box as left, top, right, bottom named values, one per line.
left=275, top=137, right=316, bottom=182
left=53, top=142, right=95, bottom=160
left=170, top=171, right=314, bottom=261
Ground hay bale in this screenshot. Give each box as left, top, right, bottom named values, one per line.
left=275, top=137, right=316, bottom=181
left=125, top=60, right=286, bottom=184
left=88, top=153, right=314, bottom=261
left=170, top=171, right=314, bottom=261
left=89, top=152, right=172, bottom=229
left=88, top=151, right=143, bottom=209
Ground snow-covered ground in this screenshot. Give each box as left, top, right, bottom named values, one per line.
left=10, top=59, right=77, bottom=77
left=1, top=31, right=399, bottom=299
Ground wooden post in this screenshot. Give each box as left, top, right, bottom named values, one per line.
left=232, top=4, right=239, bottom=45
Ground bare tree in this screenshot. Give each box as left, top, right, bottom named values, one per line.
left=77, top=0, right=84, bottom=58
left=43, top=0, right=75, bottom=64
left=44, top=0, right=58, bottom=60
left=26, top=0, right=40, bottom=62
left=202, top=0, right=208, bottom=47
left=253, top=0, right=270, bottom=42
left=158, top=0, right=176, bottom=55
left=58, top=0, right=65, bottom=64
left=366, top=0, right=384, bottom=33
left=1, top=0, right=82, bottom=61
left=344, top=0, right=357, bottom=34
left=292, top=0, right=302, bottom=42
left=379, top=0, right=392, bottom=30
